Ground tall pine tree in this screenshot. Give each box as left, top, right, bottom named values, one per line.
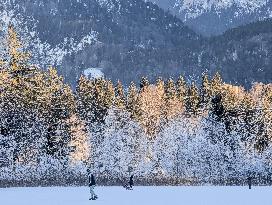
left=127, top=82, right=142, bottom=120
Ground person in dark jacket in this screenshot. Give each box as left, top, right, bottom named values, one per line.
left=129, top=175, right=134, bottom=189
left=123, top=175, right=134, bottom=190
left=247, top=176, right=252, bottom=189
left=88, top=172, right=98, bottom=200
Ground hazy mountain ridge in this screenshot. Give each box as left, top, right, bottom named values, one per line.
left=0, top=0, right=271, bottom=88
left=174, top=0, right=267, bottom=19
left=151, top=0, right=272, bottom=36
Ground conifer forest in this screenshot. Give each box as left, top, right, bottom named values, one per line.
left=0, top=26, right=271, bottom=187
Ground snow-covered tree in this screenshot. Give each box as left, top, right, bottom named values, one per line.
left=185, top=82, right=200, bottom=115
left=94, top=108, right=148, bottom=181
left=126, top=82, right=142, bottom=121
left=138, top=80, right=165, bottom=137
left=66, top=114, right=90, bottom=166
left=164, top=78, right=182, bottom=121
left=176, top=75, right=187, bottom=105
left=200, top=73, right=211, bottom=110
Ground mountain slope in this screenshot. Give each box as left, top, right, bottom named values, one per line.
left=0, top=0, right=202, bottom=87
left=206, top=19, right=272, bottom=86
left=151, top=0, right=272, bottom=36
left=0, top=0, right=271, bottom=88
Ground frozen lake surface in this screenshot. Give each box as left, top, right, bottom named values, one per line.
left=0, top=186, right=271, bottom=205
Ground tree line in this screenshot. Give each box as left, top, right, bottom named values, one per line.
left=0, top=27, right=271, bottom=186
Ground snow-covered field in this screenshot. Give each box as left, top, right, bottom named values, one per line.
left=0, top=186, right=271, bottom=205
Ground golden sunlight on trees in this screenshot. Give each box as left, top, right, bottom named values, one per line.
left=67, top=114, right=90, bottom=164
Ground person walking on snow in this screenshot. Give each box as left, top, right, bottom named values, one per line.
left=123, top=175, right=134, bottom=190
left=88, top=171, right=98, bottom=200
left=247, top=176, right=252, bottom=189
left=129, top=175, right=134, bottom=190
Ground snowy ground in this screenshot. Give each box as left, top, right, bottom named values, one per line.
left=0, top=186, right=271, bottom=205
